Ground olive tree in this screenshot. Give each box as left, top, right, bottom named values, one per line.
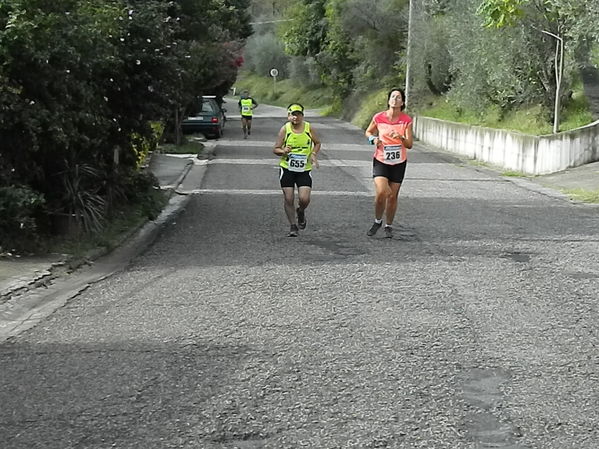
left=477, top=0, right=597, bottom=132
left=244, top=32, right=290, bottom=78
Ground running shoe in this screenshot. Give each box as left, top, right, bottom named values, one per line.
left=384, top=225, right=393, bottom=239
left=297, top=207, right=306, bottom=229
left=367, top=221, right=382, bottom=236
left=288, top=224, right=299, bottom=237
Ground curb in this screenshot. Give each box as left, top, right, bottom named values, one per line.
left=0, top=143, right=216, bottom=305
left=0, top=150, right=206, bottom=341
left=0, top=157, right=193, bottom=304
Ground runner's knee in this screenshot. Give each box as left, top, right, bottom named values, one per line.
left=375, top=190, right=389, bottom=202
left=298, top=197, right=310, bottom=209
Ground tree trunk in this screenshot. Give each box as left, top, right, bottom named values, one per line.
left=175, top=107, right=182, bottom=146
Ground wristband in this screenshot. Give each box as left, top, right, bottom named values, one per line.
left=368, top=135, right=377, bottom=145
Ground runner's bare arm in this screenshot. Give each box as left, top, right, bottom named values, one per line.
left=401, top=123, right=414, bottom=149
left=273, top=126, right=290, bottom=155
left=310, top=127, right=321, bottom=168
left=365, top=119, right=381, bottom=145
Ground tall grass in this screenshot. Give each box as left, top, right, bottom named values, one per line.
left=559, top=86, right=594, bottom=133
left=350, top=88, right=389, bottom=130
left=416, top=79, right=594, bottom=135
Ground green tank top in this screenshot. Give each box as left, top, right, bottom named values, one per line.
left=279, top=121, right=313, bottom=172
left=240, top=98, right=254, bottom=116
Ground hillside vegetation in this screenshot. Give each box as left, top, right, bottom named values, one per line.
left=244, top=0, right=599, bottom=134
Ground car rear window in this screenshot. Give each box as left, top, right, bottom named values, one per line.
left=201, top=101, right=216, bottom=113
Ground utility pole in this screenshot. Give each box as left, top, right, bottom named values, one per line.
left=540, top=29, right=564, bottom=134
left=405, top=0, right=414, bottom=108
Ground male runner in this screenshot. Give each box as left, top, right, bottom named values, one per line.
left=273, top=103, right=321, bottom=237
left=238, top=91, right=258, bottom=139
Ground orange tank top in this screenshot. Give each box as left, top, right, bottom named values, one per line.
left=372, top=111, right=412, bottom=165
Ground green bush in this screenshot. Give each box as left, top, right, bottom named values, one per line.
left=122, top=171, right=166, bottom=221
left=131, top=122, right=165, bottom=169
left=0, top=186, right=45, bottom=252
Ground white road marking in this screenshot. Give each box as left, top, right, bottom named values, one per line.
left=192, top=158, right=371, bottom=168
left=219, top=140, right=273, bottom=147
left=178, top=189, right=372, bottom=197
left=218, top=140, right=371, bottom=153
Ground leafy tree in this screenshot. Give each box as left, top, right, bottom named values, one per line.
left=281, top=0, right=328, bottom=58
left=477, top=0, right=598, bottom=132
left=0, top=0, right=253, bottom=243
left=244, top=0, right=597, bottom=133
left=336, top=0, right=408, bottom=89
left=435, top=0, right=542, bottom=116
left=477, top=0, right=525, bottom=27
left=249, top=0, right=295, bottom=18
left=280, top=0, right=408, bottom=96
left=0, top=186, right=45, bottom=252
left=316, top=0, right=357, bottom=95
left=287, top=55, right=320, bottom=84
left=161, top=0, right=252, bottom=143
left=408, top=0, right=454, bottom=101
left=0, top=0, right=126, bottom=210
left=244, top=32, right=290, bottom=78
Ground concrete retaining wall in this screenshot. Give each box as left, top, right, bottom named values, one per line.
left=413, top=116, right=599, bottom=175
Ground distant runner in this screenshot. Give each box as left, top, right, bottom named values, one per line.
left=364, top=88, right=413, bottom=239
left=238, top=90, right=258, bottom=139
left=273, top=103, right=321, bottom=237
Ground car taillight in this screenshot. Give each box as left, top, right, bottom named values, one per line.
left=211, top=117, right=219, bottom=123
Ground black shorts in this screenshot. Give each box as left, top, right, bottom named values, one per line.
left=373, top=158, right=407, bottom=183
left=279, top=167, right=312, bottom=188
left=241, top=115, right=253, bottom=121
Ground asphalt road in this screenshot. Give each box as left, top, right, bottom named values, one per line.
left=1, top=104, right=598, bottom=448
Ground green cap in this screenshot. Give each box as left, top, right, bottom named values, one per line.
left=287, top=104, right=304, bottom=114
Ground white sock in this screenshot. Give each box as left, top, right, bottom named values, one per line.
left=374, top=219, right=382, bottom=224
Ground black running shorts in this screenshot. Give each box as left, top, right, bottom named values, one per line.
left=241, top=115, right=253, bottom=121
left=279, top=167, right=312, bottom=188
left=372, top=158, right=407, bottom=184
